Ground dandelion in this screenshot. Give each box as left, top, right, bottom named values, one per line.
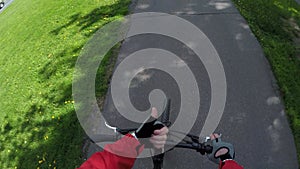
left=44, top=135, right=49, bottom=140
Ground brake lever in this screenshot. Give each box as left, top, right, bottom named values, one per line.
left=198, top=133, right=222, bottom=155
left=204, top=133, right=222, bottom=143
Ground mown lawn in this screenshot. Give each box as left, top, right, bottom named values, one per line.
left=232, top=0, right=300, bottom=165
left=0, top=0, right=130, bottom=168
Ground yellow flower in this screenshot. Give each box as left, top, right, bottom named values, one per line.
left=44, top=135, right=49, bottom=140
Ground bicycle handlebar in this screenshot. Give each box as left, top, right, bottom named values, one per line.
left=92, top=99, right=171, bottom=143
left=171, top=142, right=212, bottom=155
left=89, top=98, right=213, bottom=169
left=91, top=133, right=213, bottom=156
left=90, top=134, right=118, bottom=143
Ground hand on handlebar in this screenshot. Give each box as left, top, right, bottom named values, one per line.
left=134, top=107, right=169, bottom=149
left=150, top=126, right=168, bottom=149
left=208, top=133, right=235, bottom=164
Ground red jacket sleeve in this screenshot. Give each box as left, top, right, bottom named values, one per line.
left=219, top=160, right=244, bottom=169
left=78, top=134, right=144, bottom=169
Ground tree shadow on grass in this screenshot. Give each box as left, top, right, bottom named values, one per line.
left=17, top=105, right=84, bottom=169
left=51, top=0, right=131, bottom=37
left=1, top=83, right=85, bottom=168
left=5, top=1, right=131, bottom=168
left=12, top=50, right=86, bottom=168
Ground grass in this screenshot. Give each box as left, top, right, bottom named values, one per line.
left=0, top=0, right=130, bottom=168
left=232, top=0, right=300, bottom=165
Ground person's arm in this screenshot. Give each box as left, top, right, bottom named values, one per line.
left=78, top=134, right=143, bottom=169
left=78, top=107, right=168, bottom=169
left=219, top=160, right=243, bottom=169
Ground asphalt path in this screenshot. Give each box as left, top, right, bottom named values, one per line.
left=0, top=0, right=13, bottom=13
left=88, top=0, right=299, bottom=168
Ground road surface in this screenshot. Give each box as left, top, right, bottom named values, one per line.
left=87, top=0, right=299, bottom=168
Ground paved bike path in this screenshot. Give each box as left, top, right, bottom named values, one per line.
left=0, top=0, right=14, bottom=13
left=88, top=0, right=299, bottom=168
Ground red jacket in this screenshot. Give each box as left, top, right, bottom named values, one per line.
left=219, top=160, right=243, bottom=169
left=78, top=134, right=243, bottom=169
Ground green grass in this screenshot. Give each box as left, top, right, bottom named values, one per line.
left=232, top=0, right=300, bottom=165
left=0, top=0, right=130, bottom=168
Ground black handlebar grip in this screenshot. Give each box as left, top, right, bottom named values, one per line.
left=198, top=144, right=213, bottom=155
left=161, top=99, right=171, bottom=126
left=90, top=134, right=118, bottom=143
left=205, top=145, right=213, bottom=154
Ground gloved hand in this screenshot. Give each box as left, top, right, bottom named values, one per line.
left=134, top=107, right=168, bottom=149
left=207, top=133, right=235, bottom=164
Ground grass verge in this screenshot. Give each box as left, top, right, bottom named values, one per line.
left=232, top=0, right=300, bottom=165
left=0, top=0, right=130, bottom=168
